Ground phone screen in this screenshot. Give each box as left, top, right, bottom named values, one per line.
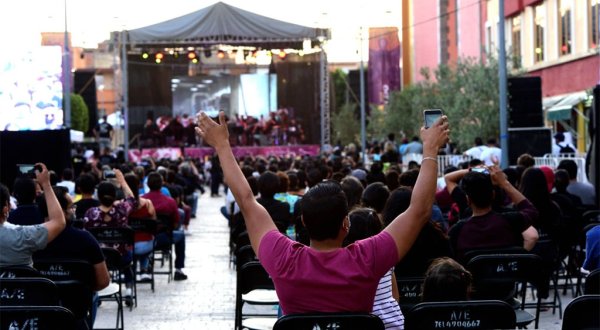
left=17, top=164, right=35, bottom=174
left=424, top=109, right=443, bottom=128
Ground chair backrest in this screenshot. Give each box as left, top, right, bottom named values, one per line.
left=0, top=265, right=41, bottom=278
left=395, top=277, right=424, bottom=311
left=235, top=245, right=257, bottom=270
left=0, top=278, right=60, bottom=306
left=87, top=226, right=134, bottom=246
left=466, top=254, right=543, bottom=300
left=405, top=300, right=516, bottom=330
left=273, top=312, right=385, bottom=330
left=128, top=217, right=158, bottom=235
left=561, top=295, right=600, bottom=330
left=237, top=261, right=274, bottom=295
left=584, top=269, right=600, bottom=295
left=156, top=213, right=175, bottom=232
left=101, top=246, right=129, bottom=271
left=0, top=306, right=76, bottom=330
left=33, top=258, right=95, bottom=320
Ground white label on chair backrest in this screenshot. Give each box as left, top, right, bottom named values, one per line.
left=8, top=318, right=39, bottom=330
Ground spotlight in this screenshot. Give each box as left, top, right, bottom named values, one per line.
left=278, top=50, right=287, bottom=59
left=187, top=51, right=197, bottom=60
left=192, top=58, right=199, bottom=64
left=217, top=50, right=225, bottom=59
left=155, top=58, right=162, bottom=64
left=142, top=52, right=149, bottom=59
left=155, top=52, right=164, bottom=60
left=173, top=51, right=179, bottom=58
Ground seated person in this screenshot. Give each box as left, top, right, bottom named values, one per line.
left=8, top=176, right=45, bottom=225
left=196, top=111, right=449, bottom=315
left=447, top=167, right=539, bottom=264
left=421, top=257, right=472, bottom=302
left=34, top=186, right=110, bottom=324
left=0, top=163, right=65, bottom=267
left=343, top=207, right=403, bottom=329
left=142, top=173, right=188, bottom=280
left=74, top=173, right=100, bottom=220
left=583, top=225, right=600, bottom=272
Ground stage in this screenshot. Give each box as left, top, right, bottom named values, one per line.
left=127, top=145, right=320, bottom=162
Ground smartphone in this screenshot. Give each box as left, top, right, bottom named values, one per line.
left=423, top=109, right=443, bottom=129
left=103, top=170, right=116, bottom=179
left=17, top=164, right=41, bottom=178
left=471, top=167, right=490, bottom=175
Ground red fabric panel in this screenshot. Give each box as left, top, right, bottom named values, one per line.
left=524, top=0, right=543, bottom=7
left=505, top=0, right=524, bottom=17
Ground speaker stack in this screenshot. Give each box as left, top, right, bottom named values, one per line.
left=507, top=76, right=550, bottom=164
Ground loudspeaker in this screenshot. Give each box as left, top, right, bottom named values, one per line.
left=508, top=77, right=543, bottom=128
left=74, top=70, right=98, bottom=135
left=508, top=127, right=552, bottom=164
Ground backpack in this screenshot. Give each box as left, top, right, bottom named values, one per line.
left=557, top=143, right=576, bottom=154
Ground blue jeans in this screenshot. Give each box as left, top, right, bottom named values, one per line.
left=155, top=230, right=185, bottom=269
left=135, top=240, right=154, bottom=270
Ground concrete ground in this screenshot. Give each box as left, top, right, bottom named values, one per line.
left=93, top=188, right=575, bottom=329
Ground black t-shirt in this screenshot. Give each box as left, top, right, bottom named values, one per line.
left=8, top=204, right=45, bottom=226
left=395, top=221, right=452, bottom=277
left=74, top=198, right=101, bottom=220
left=34, top=225, right=105, bottom=265
left=96, top=122, right=113, bottom=138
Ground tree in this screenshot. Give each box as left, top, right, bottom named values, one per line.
left=376, top=57, right=500, bottom=151
left=330, top=103, right=361, bottom=146
left=70, top=93, right=89, bottom=133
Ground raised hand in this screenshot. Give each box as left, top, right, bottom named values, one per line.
left=420, top=115, right=450, bottom=152
left=35, top=163, right=50, bottom=188
left=195, top=111, right=229, bottom=149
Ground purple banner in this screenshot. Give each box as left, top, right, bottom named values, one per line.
left=368, top=27, right=401, bottom=107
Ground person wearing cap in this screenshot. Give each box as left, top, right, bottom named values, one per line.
left=552, top=132, right=576, bottom=155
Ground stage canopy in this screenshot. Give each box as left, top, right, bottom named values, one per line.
left=127, top=1, right=329, bottom=49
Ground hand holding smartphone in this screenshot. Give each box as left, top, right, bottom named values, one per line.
left=423, top=109, right=443, bottom=129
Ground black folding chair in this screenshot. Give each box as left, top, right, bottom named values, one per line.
left=0, top=265, right=41, bottom=278
left=467, top=254, right=543, bottom=328
left=0, top=306, right=75, bottom=330
left=395, top=276, right=424, bottom=313
left=235, top=244, right=258, bottom=270
left=0, top=277, right=59, bottom=306
left=87, top=226, right=136, bottom=308
left=235, top=261, right=278, bottom=330
left=128, top=217, right=158, bottom=292
left=154, top=214, right=174, bottom=282
left=95, top=247, right=125, bottom=330
left=405, top=300, right=515, bottom=330
left=33, top=258, right=95, bottom=329
left=273, top=312, right=384, bottom=330
left=561, top=295, right=600, bottom=330
left=584, top=269, right=600, bottom=295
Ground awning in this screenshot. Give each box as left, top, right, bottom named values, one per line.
left=545, top=91, right=588, bottom=121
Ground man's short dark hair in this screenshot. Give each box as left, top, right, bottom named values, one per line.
left=302, top=181, right=348, bottom=241
left=460, top=172, right=493, bottom=208
left=77, top=173, right=96, bottom=195
left=147, top=172, right=163, bottom=191
left=341, top=176, right=364, bottom=210
left=399, top=169, right=419, bottom=188
left=13, top=177, right=36, bottom=205
left=554, top=169, right=570, bottom=193
left=474, top=137, right=483, bottom=146
left=361, top=182, right=390, bottom=213
left=62, top=168, right=74, bottom=181
left=258, top=171, right=280, bottom=199
left=557, top=159, right=578, bottom=180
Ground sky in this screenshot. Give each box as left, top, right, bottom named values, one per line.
left=2, top=0, right=402, bottom=63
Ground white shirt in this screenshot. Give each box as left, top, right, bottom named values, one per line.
left=480, top=146, right=502, bottom=166
left=463, top=145, right=488, bottom=160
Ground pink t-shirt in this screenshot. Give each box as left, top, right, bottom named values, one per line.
left=258, top=230, right=398, bottom=315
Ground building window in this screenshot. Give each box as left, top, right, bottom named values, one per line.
left=559, top=0, right=573, bottom=55
left=591, top=0, right=600, bottom=48
left=511, top=16, right=521, bottom=68
left=534, top=4, right=545, bottom=63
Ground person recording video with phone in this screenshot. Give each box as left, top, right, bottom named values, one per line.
left=0, top=163, right=66, bottom=267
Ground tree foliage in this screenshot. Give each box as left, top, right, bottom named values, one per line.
left=70, top=93, right=89, bottom=133
left=331, top=103, right=361, bottom=146
left=375, top=57, right=500, bottom=150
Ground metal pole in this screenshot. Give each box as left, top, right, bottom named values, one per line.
left=121, top=31, right=129, bottom=161
left=359, top=26, right=367, bottom=165
left=63, top=0, right=71, bottom=128
left=498, top=0, right=508, bottom=168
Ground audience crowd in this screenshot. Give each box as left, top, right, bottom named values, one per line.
left=1, top=112, right=598, bottom=329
